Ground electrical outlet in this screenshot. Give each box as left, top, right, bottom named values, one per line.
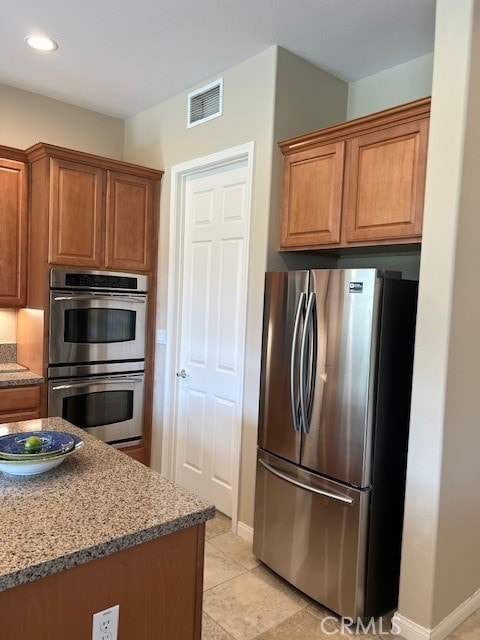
left=156, top=329, right=167, bottom=344
left=92, top=605, right=119, bottom=640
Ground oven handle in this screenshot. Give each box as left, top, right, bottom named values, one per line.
left=52, top=295, right=146, bottom=304
left=51, top=377, right=144, bottom=390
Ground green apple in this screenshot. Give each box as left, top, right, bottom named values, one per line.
left=24, top=435, right=43, bottom=453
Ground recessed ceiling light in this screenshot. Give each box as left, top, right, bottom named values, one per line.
left=25, top=35, right=58, bottom=52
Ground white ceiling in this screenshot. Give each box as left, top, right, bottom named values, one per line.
left=1, top=0, right=435, bottom=119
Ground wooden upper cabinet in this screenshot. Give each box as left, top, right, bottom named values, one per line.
left=278, top=98, right=430, bottom=251
left=106, top=171, right=154, bottom=271
left=49, top=159, right=105, bottom=267
left=344, top=119, right=429, bottom=243
left=280, top=142, right=345, bottom=248
left=27, top=143, right=162, bottom=274
left=0, top=153, right=28, bottom=307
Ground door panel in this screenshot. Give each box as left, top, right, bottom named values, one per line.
left=253, top=450, right=370, bottom=618
left=345, top=119, right=428, bottom=242
left=0, top=158, right=27, bottom=306
left=301, top=269, right=381, bottom=488
left=188, top=241, right=211, bottom=366
left=49, top=159, right=104, bottom=267
left=175, top=160, right=249, bottom=516
left=280, top=142, right=345, bottom=248
left=184, top=388, right=206, bottom=471
left=217, top=239, right=243, bottom=372
left=106, top=171, right=154, bottom=272
left=212, top=396, right=236, bottom=487
left=257, top=271, right=308, bottom=465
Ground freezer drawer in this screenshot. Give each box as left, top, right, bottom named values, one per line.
left=253, top=450, right=370, bottom=618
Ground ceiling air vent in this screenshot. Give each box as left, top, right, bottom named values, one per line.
left=187, top=78, right=223, bottom=128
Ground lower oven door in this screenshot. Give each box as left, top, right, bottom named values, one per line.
left=48, top=373, right=144, bottom=448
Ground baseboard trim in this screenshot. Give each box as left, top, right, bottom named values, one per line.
left=236, top=521, right=254, bottom=543
left=392, top=615, right=430, bottom=640
left=393, top=587, right=480, bottom=640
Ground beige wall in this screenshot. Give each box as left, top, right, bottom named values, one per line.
left=337, top=253, right=421, bottom=281
left=268, top=48, right=347, bottom=273
left=124, top=47, right=278, bottom=527
left=347, top=53, right=433, bottom=120
left=433, top=0, right=480, bottom=619
left=0, top=83, right=125, bottom=345
left=0, top=310, right=17, bottom=343
left=0, top=83, right=124, bottom=159
left=398, top=0, right=480, bottom=630
left=124, top=46, right=349, bottom=527
left=340, top=56, right=433, bottom=279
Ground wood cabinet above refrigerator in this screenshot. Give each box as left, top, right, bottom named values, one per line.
left=279, top=97, right=430, bottom=251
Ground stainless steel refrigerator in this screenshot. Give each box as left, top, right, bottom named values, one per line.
left=253, top=269, right=417, bottom=619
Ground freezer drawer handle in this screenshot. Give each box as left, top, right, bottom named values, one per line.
left=258, top=459, right=354, bottom=506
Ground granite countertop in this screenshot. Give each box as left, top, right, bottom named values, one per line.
left=0, top=417, right=215, bottom=593
left=0, top=366, right=45, bottom=387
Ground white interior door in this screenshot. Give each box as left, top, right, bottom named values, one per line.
left=174, top=158, right=249, bottom=516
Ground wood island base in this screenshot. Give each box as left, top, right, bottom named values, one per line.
left=0, top=523, right=205, bottom=640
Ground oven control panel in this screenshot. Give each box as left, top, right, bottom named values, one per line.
left=50, top=268, right=148, bottom=293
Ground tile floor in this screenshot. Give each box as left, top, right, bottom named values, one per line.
left=203, top=512, right=480, bottom=640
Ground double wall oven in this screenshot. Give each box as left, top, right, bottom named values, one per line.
left=48, top=269, right=148, bottom=449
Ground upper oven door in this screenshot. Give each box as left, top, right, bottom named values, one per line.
left=49, top=290, right=147, bottom=365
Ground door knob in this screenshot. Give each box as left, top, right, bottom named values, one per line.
left=176, top=369, right=187, bottom=378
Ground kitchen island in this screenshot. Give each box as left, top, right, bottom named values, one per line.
left=0, top=417, right=215, bottom=639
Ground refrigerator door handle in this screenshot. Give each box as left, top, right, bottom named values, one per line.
left=306, top=293, right=317, bottom=428
left=290, top=292, right=306, bottom=432
left=300, top=292, right=317, bottom=433
left=258, top=459, right=354, bottom=505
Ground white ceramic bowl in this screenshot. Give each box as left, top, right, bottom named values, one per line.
left=0, top=456, right=66, bottom=476
left=0, top=436, right=83, bottom=476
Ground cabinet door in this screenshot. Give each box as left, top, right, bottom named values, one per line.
left=280, top=142, right=345, bottom=249
left=49, top=159, right=105, bottom=267
left=105, top=172, right=155, bottom=272
left=0, top=158, right=27, bottom=307
left=344, top=119, right=429, bottom=244
left=0, top=386, right=41, bottom=423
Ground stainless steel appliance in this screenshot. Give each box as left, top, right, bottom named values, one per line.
left=48, top=362, right=145, bottom=448
left=48, top=269, right=148, bottom=448
left=49, top=269, right=148, bottom=366
left=253, top=269, right=417, bottom=619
